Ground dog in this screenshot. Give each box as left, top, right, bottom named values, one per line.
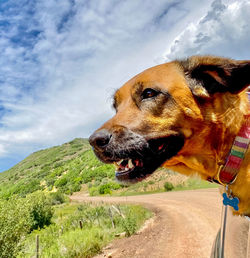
left=89, top=55, right=250, bottom=217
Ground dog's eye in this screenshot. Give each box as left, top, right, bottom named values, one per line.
left=141, top=88, right=159, bottom=100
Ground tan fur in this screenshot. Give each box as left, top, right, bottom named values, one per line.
left=98, top=56, right=250, bottom=216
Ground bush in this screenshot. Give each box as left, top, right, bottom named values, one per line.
left=70, top=183, right=81, bottom=193
left=122, top=216, right=137, bottom=236
left=0, top=191, right=54, bottom=257
left=46, top=177, right=55, bottom=187
left=98, top=182, right=121, bottom=195
left=0, top=198, right=31, bottom=257
left=99, top=184, right=111, bottom=195
left=13, top=179, right=42, bottom=197
left=164, top=182, right=174, bottom=191
left=49, top=191, right=66, bottom=205
left=54, top=177, right=67, bottom=187
left=25, top=191, right=54, bottom=231
left=89, top=187, right=99, bottom=196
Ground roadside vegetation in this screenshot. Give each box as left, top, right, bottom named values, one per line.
left=0, top=190, right=151, bottom=257
left=0, top=191, right=54, bottom=257
left=18, top=202, right=151, bottom=257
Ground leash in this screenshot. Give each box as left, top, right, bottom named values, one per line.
left=247, top=216, right=250, bottom=258
left=219, top=185, right=230, bottom=258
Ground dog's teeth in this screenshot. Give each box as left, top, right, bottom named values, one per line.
left=128, top=159, right=133, bottom=169
left=116, top=159, right=123, bottom=166
left=125, top=167, right=129, bottom=171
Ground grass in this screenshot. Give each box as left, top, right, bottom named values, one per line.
left=111, top=176, right=218, bottom=197
left=174, top=177, right=218, bottom=191
left=17, top=203, right=152, bottom=258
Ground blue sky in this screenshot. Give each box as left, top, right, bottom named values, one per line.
left=0, top=0, right=249, bottom=172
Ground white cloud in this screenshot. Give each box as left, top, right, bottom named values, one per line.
left=164, top=0, right=250, bottom=60
left=0, top=144, right=6, bottom=156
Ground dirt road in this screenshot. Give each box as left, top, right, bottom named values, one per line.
left=71, top=189, right=222, bottom=258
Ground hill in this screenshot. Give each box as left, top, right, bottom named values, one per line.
left=0, top=138, right=115, bottom=199
left=0, top=138, right=216, bottom=200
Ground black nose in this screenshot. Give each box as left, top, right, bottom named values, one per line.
left=89, top=129, right=112, bottom=149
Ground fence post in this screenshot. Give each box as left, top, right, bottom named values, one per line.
left=109, top=208, right=115, bottom=228
left=36, top=235, right=39, bottom=258
left=61, top=225, right=64, bottom=235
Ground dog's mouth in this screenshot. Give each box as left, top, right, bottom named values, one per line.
left=111, top=135, right=185, bottom=183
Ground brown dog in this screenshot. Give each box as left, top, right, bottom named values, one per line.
left=89, top=55, right=250, bottom=216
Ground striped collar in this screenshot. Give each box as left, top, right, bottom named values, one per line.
left=213, top=92, right=250, bottom=185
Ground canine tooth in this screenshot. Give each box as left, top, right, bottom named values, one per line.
left=128, top=159, right=133, bottom=169
left=125, top=167, right=129, bottom=171
left=114, top=163, right=120, bottom=169
left=116, top=159, right=123, bottom=166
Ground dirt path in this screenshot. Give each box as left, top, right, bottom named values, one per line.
left=71, top=189, right=222, bottom=258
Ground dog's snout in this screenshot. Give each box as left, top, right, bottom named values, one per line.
left=89, top=129, right=112, bottom=150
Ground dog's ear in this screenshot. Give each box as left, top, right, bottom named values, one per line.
left=180, top=56, right=250, bottom=96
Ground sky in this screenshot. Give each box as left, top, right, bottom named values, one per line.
left=0, top=0, right=249, bottom=172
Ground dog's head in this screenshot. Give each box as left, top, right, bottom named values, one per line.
left=89, top=56, right=250, bottom=183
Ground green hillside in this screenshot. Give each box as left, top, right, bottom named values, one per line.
left=0, top=137, right=217, bottom=200
left=0, top=138, right=116, bottom=199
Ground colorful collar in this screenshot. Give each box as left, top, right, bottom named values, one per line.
left=209, top=92, right=250, bottom=186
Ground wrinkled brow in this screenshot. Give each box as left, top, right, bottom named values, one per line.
left=112, top=90, right=119, bottom=110
left=112, top=82, right=144, bottom=110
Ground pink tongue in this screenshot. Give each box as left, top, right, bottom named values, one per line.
left=158, top=144, right=164, bottom=151
left=135, top=159, right=140, bottom=166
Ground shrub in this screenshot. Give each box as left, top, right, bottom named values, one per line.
left=99, top=184, right=111, bottom=195
left=81, top=172, right=93, bottom=184
left=74, top=177, right=82, bottom=184
left=0, top=191, right=54, bottom=257
left=122, top=216, right=137, bottom=236
left=25, top=191, right=54, bottom=231
left=164, top=182, right=174, bottom=191
left=46, top=177, right=55, bottom=187
left=98, top=182, right=121, bottom=195
left=0, top=198, right=31, bottom=257
left=49, top=191, right=66, bottom=205
left=13, top=179, right=42, bottom=197
left=54, top=177, right=67, bottom=187
left=89, top=187, right=99, bottom=196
